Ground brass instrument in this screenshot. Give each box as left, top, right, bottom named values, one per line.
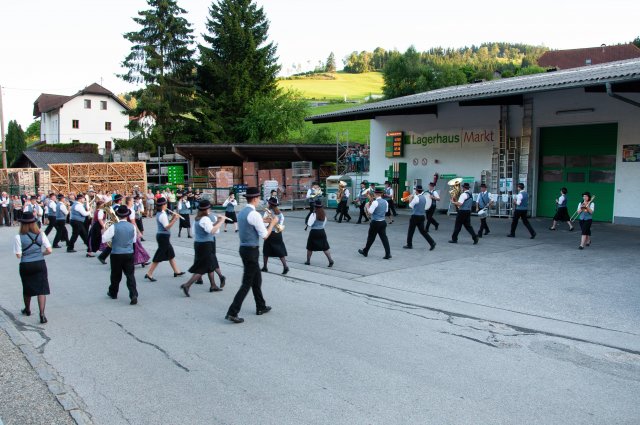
left=447, top=178, right=464, bottom=202
left=263, top=209, right=285, bottom=233
left=336, top=181, right=347, bottom=203
left=310, top=187, right=323, bottom=199
left=401, top=190, right=414, bottom=203
left=570, top=195, right=596, bottom=223
left=100, top=200, right=120, bottom=247
left=364, top=188, right=376, bottom=218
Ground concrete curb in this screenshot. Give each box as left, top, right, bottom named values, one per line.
left=0, top=310, right=94, bottom=425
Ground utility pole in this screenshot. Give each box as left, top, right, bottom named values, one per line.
left=0, top=85, right=7, bottom=168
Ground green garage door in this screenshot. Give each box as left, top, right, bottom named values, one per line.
left=537, top=123, right=617, bottom=222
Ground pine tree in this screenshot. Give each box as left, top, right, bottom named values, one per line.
left=198, top=0, right=280, bottom=142
left=120, top=0, right=198, bottom=149
left=325, top=52, right=336, bottom=73
left=6, top=120, right=26, bottom=166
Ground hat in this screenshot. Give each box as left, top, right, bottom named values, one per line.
left=462, top=182, right=470, bottom=189
left=517, top=183, right=525, bottom=189
left=268, top=197, right=279, bottom=206
left=362, top=181, right=368, bottom=185
left=314, top=199, right=323, bottom=207
left=115, top=205, right=131, bottom=218
left=57, top=194, right=64, bottom=200
left=311, top=181, right=318, bottom=186
left=134, top=195, right=140, bottom=200
left=198, top=199, right=211, bottom=210
left=415, top=185, right=423, bottom=192
left=244, top=187, right=261, bottom=198
left=480, top=183, right=487, bottom=188
left=374, top=187, right=384, bottom=194
left=19, top=211, right=37, bottom=223
left=30, top=195, right=38, bottom=200
left=88, top=188, right=95, bottom=193
left=113, top=194, right=123, bottom=202
left=428, top=182, right=435, bottom=186
left=156, top=197, right=167, bottom=206
left=77, top=193, right=85, bottom=199
left=385, top=181, right=390, bottom=185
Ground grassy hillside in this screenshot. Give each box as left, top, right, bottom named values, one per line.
left=279, top=72, right=384, bottom=101
left=294, top=103, right=370, bottom=144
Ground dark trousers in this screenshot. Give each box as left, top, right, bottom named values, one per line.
left=227, top=246, right=266, bottom=317
left=510, top=210, right=536, bottom=237
left=109, top=253, right=138, bottom=300
left=363, top=220, right=391, bottom=256
left=357, top=202, right=369, bottom=223
left=385, top=199, right=397, bottom=217
left=478, top=218, right=490, bottom=235
left=336, top=200, right=351, bottom=222
left=0, top=207, right=9, bottom=226
left=53, top=220, right=69, bottom=246
left=44, top=216, right=56, bottom=235
left=425, top=205, right=439, bottom=231
left=407, top=215, right=435, bottom=247
left=451, top=210, right=477, bottom=242
left=135, top=217, right=144, bottom=232
left=68, top=220, right=89, bottom=250
left=99, top=246, right=112, bottom=261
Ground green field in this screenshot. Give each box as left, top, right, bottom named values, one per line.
left=297, top=103, right=370, bottom=144
left=279, top=72, right=384, bottom=101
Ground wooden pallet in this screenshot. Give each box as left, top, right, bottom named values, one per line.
left=48, top=162, right=147, bottom=194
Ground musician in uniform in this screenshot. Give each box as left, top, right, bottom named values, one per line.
left=225, top=187, right=279, bottom=324
left=44, top=193, right=58, bottom=236
left=102, top=205, right=139, bottom=305
left=304, top=182, right=322, bottom=230
left=177, top=194, right=192, bottom=238
left=577, top=192, right=595, bottom=250
left=425, top=182, right=440, bottom=231
left=14, top=211, right=52, bottom=324
left=222, top=193, right=238, bottom=232
left=133, top=195, right=145, bottom=239
left=335, top=184, right=351, bottom=223
left=262, top=197, right=289, bottom=274
left=144, top=197, right=185, bottom=281
left=180, top=199, right=226, bottom=296
left=87, top=199, right=105, bottom=258
left=384, top=181, right=398, bottom=223
left=67, top=193, right=90, bottom=252
left=549, top=187, right=574, bottom=231
left=476, top=184, right=493, bottom=238
left=358, top=187, right=392, bottom=259
left=97, top=194, right=123, bottom=264
left=356, top=181, right=370, bottom=224
left=403, top=185, right=436, bottom=251
left=449, top=182, right=479, bottom=245
left=52, top=194, right=69, bottom=249
left=508, top=183, right=536, bottom=239
left=305, top=199, right=334, bottom=267
left=24, top=196, right=43, bottom=228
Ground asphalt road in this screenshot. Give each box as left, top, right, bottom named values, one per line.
left=1, top=209, right=639, bottom=425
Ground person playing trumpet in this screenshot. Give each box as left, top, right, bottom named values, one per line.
left=304, top=182, right=322, bottom=230
left=262, top=197, right=289, bottom=274
left=577, top=192, right=595, bottom=250
left=335, top=182, right=351, bottom=223
left=356, top=181, right=370, bottom=224
left=403, top=185, right=436, bottom=251
left=144, top=197, right=185, bottom=282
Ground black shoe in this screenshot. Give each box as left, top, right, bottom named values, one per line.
left=67, top=249, right=76, bottom=253
left=282, top=267, right=289, bottom=275
left=235, top=230, right=238, bottom=233
left=21, top=308, right=31, bottom=316
left=578, top=245, right=584, bottom=250
left=195, top=279, right=203, bottom=284
left=52, top=245, right=61, bottom=249
left=434, top=223, right=439, bottom=231
left=261, top=266, right=268, bottom=272
left=328, top=260, right=334, bottom=268
left=507, top=234, right=515, bottom=238
left=477, top=233, right=483, bottom=238
left=220, top=276, right=226, bottom=288
left=383, top=255, right=392, bottom=259
left=209, top=286, right=222, bottom=292
left=98, top=257, right=107, bottom=264
left=549, top=227, right=556, bottom=231
left=358, top=249, right=367, bottom=257
left=403, top=245, right=412, bottom=249
left=140, top=238, right=145, bottom=241
left=484, top=230, right=490, bottom=235
left=256, top=306, right=272, bottom=316
left=180, top=284, right=190, bottom=297
left=144, top=274, right=157, bottom=282
left=107, top=292, right=117, bottom=299
left=225, top=314, right=244, bottom=324
left=130, top=297, right=138, bottom=305
left=530, top=234, right=536, bottom=239
left=40, top=314, right=48, bottom=324
left=473, top=237, right=479, bottom=245
left=304, top=261, right=310, bottom=265
left=187, top=236, right=192, bottom=239
left=448, top=240, right=457, bottom=243
left=569, top=227, right=574, bottom=231
left=356, top=221, right=361, bottom=224
left=430, top=243, right=436, bottom=251
left=174, top=272, right=185, bottom=277
left=224, top=229, right=227, bottom=232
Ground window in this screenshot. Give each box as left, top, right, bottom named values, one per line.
left=566, top=172, right=585, bottom=183
left=84, top=99, right=91, bottom=109
left=100, top=101, right=107, bottom=110
left=105, top=141, right=112, bottom=152
left=72, top=139, right=80, bottom=144
left=72, top=120, right=79, bottom=129
left=105, top=122, right=112, bottom=131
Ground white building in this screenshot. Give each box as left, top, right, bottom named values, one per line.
left=308, top=59, right=640, bottom=226
left=33, top=83, right=130, bottom=153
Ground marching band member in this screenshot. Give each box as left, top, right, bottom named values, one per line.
left=87, top=199, right=105, bottom=258
left=577, top=192, right=595, bottom=250
left=449, top=182, right=479, bottom=245
left=304, top=182, right=322, bottom=230
left=425, top=182, right=440, bottom=231
left=403, top=185, right=436, bottom=251
left=225, top=187, right=278, bottom=324
left=177, top=194, right=192, bottom=238
left=24, top=196, right=43, bottom=228
left=180, top=199, right=226, bottom=296
left=356, top=181, right=370, bottom=224
left=52, top=194, right=69, bottom=249
left=126, top=196, right=150, bottom=267
left=44, top=193, right=58, bottom=236
left=144, top=197, right=185, bottom=281
left=384, top=181, right=397, bottom=223
left=508, top=183, right=536, bottom=239
left=222, top=193, right=238, bottom=232
left=14, top=211, right=52, bottom=324
left=97, top=194, right=123, bottom=264
left=358, top=187, right=392, bottom=259
left=305, top=199, right=334, bottom=267
left=335, top=185, right=351, bottom=223
left=262, top=197, right=289, bottom=274
left=549, top=187, right=574, bottom=231
left=133, top=195, right=145, bottom=239
left=476, top=183, right=493, bottom=238
left=0, top=192, right=10, bottom=226
left=67, top=193, right=90, bottom=252
left=102, top=205, right=139, bottom=305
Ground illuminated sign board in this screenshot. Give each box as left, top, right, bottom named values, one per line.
left=385, top=131, right=404, bottom=158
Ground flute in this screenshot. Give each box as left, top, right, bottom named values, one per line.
left=166, top=209, right=186, bottom=221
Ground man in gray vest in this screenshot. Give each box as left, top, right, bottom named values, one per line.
left=52, top=194, right=69, bottom=248
left=358, top=187, right=392, bottom=259
left=403, top=185, right=436, bottom=251
left=44, top=193, right=58, bottom=235
left=226, top=187, right=279, bottom=324
left=98, top=194, right=123, bottom=264
left=508, top=183, right=536, bottom=239
left=67, top=193, right=90, bottom=253
left=102, top=205, right=139, bottom=305
left=449, top=182, right=479, bottom=244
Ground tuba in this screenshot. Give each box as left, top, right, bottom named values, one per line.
left=447, top=178, right=464, bottom=202
left=264, top=209, right=285, bottom=233
left=336, top=181, right=347, bottom=202
left=100, top=200, right=120, bottom=247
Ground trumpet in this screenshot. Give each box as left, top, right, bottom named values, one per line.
left=401, top=191, right=414, bottom=203
left=570, top=195, right=596, bottom=223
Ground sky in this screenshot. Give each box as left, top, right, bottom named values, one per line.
left=1, top=0, right=638, bottom=131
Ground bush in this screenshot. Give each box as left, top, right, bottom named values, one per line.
left=37, top=143, right=98, bottom=154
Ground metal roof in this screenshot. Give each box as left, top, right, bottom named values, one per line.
left=13, top=151, right=104, bottom=170
left=306, top=58, right=640, bottom=123
left=175, top=143, right=339, bottom=165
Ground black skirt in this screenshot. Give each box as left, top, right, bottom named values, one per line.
left=152, top=233, right=175, bottom=262
left=19, top=260, right=50, bottom=297
left=188, top=241, right=218, bottom=274
left=225, top=211, right=237, bottom=223
left=553, top=207, right=571, bottom=222
left=263, top=231, right=288, bottom=258
left=179, top=214, right=191, bottom=229
left=579, top=219, right=592, bottom=236
left=306, top=228, right=330, bottom=251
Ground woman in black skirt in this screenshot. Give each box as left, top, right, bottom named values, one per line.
left=144, top=197, right=185, bottom=281
left=177, top=194, right=192, bottom=238
left=179, top=200, right=226, bottom=296
left=549, top=187, right=574, bottom=231
left=87, top=199, right=105, bottom=257
left=305, top=199, right=334, bottom=267
left=261, top=197, right=289, bottom=274
left=13, top=211, right=52, bottom=324
left=577, top=192, right=595, bottom=250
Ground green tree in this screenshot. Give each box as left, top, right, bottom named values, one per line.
left=24, top=120, right=41, bottom=143
left=633, top=36, right=640, bottom=49
left=372, top=47, right=387, bottom=70
left=242, top=90, right=308, bottom=143
left=6, top=120, right=26, bottom=166
left=325, top=52, right=337, bottom=73
left=198, top=0, right=280, bottom=143
left=119, top=0, right=198, bottom=150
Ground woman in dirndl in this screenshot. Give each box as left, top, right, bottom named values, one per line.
left=262, top=197, right=289, bottom=274
left=87, top=199, right=105, bottom=258
left=177, top=194, right=192, bottom=238
left=144, top=197, right=184, bottom=281
left=179, top=200, right=226, bottom=296
left=125, top=196, right=150, bottom=267
left=14, top=211, right=52, bottom=324
left=549, top=187, right=574, bottom=231
left=305, top=199, right=334, bottom=267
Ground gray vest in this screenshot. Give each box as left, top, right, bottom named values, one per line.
left=579, top=203, right=593, bottom=221
left=111, top=221, right=135, bottom=254
left=478, top=192, right=490, bottom=209
left=47, top=200, right=57, bottom=217
left=371, top=198, right=387, bottom=221
left=310, top=216, right=325, bottom=230
left=156, top=211, right=170, bottom=235
left=558, top=195, right=567, bottom=208
left=412, top=194, right=426, bottom=216
left=178, top=201, right=190, bottom=214
left=194, top=218, right=214, bottom=242
left=56, top=201, right=66, bottom=220
left=20, top=233, right=44, bottom=263
left=225, top=202, right=235, bottom=212
left=70, top=202, right=85, bottom=222
left=238, top=206, right=259, bottom=247
left=516, top=192, right=529, bottom=211
left=459, top=192, right=473, bottom=211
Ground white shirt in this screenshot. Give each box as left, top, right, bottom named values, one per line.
left=222, top=198, right=238, bottom=207
left=478, top=191, right=492, bottom=208
left=515, top=192, right=526, bottom=206
left=428, top=189, right=440, bottom=201
left=408, top=194, right=421, bottom=208
left=306, top=189, right=314, bottom=199
left=577, top=202, right=595, bottom=213
left=558, top=194, right=566, bottom=206
left=73, top=203, right=90, bottom=217
left=158, top=211, right=170, bottom=228
left=97, top=210, right=105, bottom=221
left=343, top=188, right=350, bottom=199
left=25, top=204, right=43, bottom=218
left=385, top=187, right=393, bottom=197
left=458, top=192, right=471, bottom=204
left=58, top=203, right=68, bottom=216
left=47, top=200, right=57, bottom=214
left=14, top=233, right=51, bottom=255
left=245, top=204, right=269, bottom=239
left=178, top=200, right=190, bottom=210
left=135, top=201, right=145, bottom=214
left=367, top=198, right=388, bottom=215
left=129, top=208, right=135, bottom=221
left=102, top=223, right=137, bottom=245
left=194, top=216, right=217, bottom=234
left=263, top=211, right=284, bottom=227
left=1, top=196, right=9, bottom=207
left=306, top=213, right=326, bottom=227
